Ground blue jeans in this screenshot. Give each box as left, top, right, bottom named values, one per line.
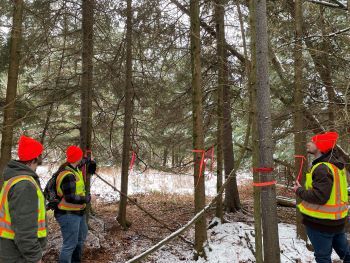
left=306, top=226, right=350, bottom=263
left=56, top=214, right=88, bottom=263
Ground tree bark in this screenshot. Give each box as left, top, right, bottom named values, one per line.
left=0, top=0, right=24, bottom=186
left=190, top=0, right=207, bottom=258
left=41, top=14, right=68, bottom=144
left=319, top=7, right=336, bottom=128
left=163, top=148, right=168, bottom=167
left=221, top=9, right=241, bottom=213
left=214, top=0, right=225, bottom=222
left=254, top=0, right=281, bottom=261
left=118, top=0, right=133, bottom=230
left=294, top=0, right=307, bottom=241
left=80, top=0, right=94, bottom=220
left=222, top=70, right=241, bottom=212
left=249, top=0, right=263, bottom=261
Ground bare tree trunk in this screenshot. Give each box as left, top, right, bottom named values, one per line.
left=0, top=0, right=24, bottom=186
left=118, top=0, right=133, bottom=230
left=80, top=0, right=94, bottom=220
left=319, top=7, right=335, bottom=128
left=294, top=0, right=307, bottom=241
left=222, top=74, right=241, bottom=212
left=214, top=0, right=225, bottom=222
left=254, top=0, right=280, bottom=261
left=249, top=0, right=263, bottom=261
left=190, top=0, right=207, bottom=258
left=234, top=1, right=252, bottom=171
left=171, top=146, right=175, bottom=167
left=41, top=13, right=68, bottom=144
left=163, top=148, right=168, bottom=167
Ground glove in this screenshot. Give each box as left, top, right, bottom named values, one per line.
left=88, top=160, right=97, bottom=175
left=85, top=194, right=91, bottom=204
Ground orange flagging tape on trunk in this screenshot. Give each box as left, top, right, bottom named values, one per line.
left=253, top=180, right=277, bottom=187
left=129, top=151, right=137, bottom=172
left=252, top=167, right=275, bottom=187
left=294, top=155, right=306, bottom=183
left=192, top=149, right=206, bottom=178
left=252, top=167, right=274, bottom=173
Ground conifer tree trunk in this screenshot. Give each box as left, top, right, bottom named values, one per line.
left=190, top=0, right=207, bottom=258
left=222, top=11, right=241, bottom=214
left=214, top=0, right=225, bottom=222
left=118, top=0, right=133, bottom=230
left=294, top=0, right=307, bottom=241
left=80, top=0, right=94, bottom=219
left=41, top=12, right=68, bottom=144
left=254, top=0, right=280, bottom=261
left=0, top=0, right=24, bottom=186
left=319, top=7, right=335, bottom=128
left=248, top=1, right=263, bottom=261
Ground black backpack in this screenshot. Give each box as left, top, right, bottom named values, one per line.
left=44, top=169, right=62, bottom=210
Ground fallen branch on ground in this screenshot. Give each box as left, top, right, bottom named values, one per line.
left=125, top=165, right=240, bottom=263
left=94, top=173, right=194, bottom=246
left=276, top=196, right=296, bottom=208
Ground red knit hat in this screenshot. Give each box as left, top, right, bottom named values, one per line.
left=66, top=146, right=83, bottom=163
left=311, top=131, right=339, bottom=153
left=18, top=135, right=44, bottom=161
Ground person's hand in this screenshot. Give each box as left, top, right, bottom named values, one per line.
left=37, top=260, right=43, bottom=263
left=293, top=181, right=302, bottom=193
left=87, top=160, right=97, bottom=175
left=85, top=194, right=91, bottom=204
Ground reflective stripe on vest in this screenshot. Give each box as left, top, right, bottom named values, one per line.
left=0, top=176, right=47, bottom=239
left=297, top=162, right=349, bottom=220
left=56, top=167, right=86, bottom=211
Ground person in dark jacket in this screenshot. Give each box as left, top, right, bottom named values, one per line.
left=55, top=146, right=95, bottom=263
left=0, top=135, right=47, bottom=263
left=294, top=131, right=350, bottom=263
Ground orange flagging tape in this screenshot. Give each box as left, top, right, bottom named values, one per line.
left=253, top=180, right=277, bottom=187
left=252, top=167, right=274, bottom=173
left=294, top=155, right=306, bottom=183
left=192, top=150, right=206, bottom=178
left=129, top=151, right=137, bottom=172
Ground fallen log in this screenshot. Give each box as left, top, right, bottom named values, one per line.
left=276, top=196, right=296, bottom=207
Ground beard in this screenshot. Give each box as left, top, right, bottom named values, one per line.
left=306, top=149, right=316, bottom=155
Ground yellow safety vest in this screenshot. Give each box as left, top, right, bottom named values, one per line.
left=297, top=162, right=348, bottom=220
left=0, top=175, right=47, bottom=239
left=56, top=167, right=86, bottom=211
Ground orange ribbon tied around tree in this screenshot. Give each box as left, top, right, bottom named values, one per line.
left=294, top=155, right=306, bottom=183
left=82, top=149, right=92, bottom=183
left=129, top=151, right=137, bottom=172
left=192, top=149, right=206, bottom=180
left=252, top=167, right=276, bottom=187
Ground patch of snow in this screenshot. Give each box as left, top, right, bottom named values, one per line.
left=36, top=166, right=253, bottom=202
left=143, top=222, right=340, bottom=263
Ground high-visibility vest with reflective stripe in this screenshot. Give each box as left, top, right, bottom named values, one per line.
left=0, top=175, right=47, bottom=239
left=297, top=162, right=348, bottom=220
left=56, top=167, right=86, bottom=211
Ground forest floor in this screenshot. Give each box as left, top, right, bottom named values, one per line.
left=42, top=176, right=343, bottom=263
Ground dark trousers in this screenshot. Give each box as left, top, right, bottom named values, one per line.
left=306, top=226, right=350, bottom=263
left=56, top=214, right=88, bottom=263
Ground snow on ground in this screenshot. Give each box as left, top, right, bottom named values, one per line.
left=142, top=222, right=339, bottom=263
left=37, top=165, right=339, bottom=262
left=36, top=165, right=252, bottom=202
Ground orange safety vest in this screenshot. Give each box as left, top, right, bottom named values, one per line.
left=56, top=167, right=86, bottom=211
left=0, top=175, right=47, bottom=239
left=297, top=162, right=348, bottom=220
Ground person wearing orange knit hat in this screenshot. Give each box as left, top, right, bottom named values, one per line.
left=54, top=145, right=91, bottom=263
left=0, top=135, right=46, bottom=263
left=294, top=131, right=350, bottom=263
